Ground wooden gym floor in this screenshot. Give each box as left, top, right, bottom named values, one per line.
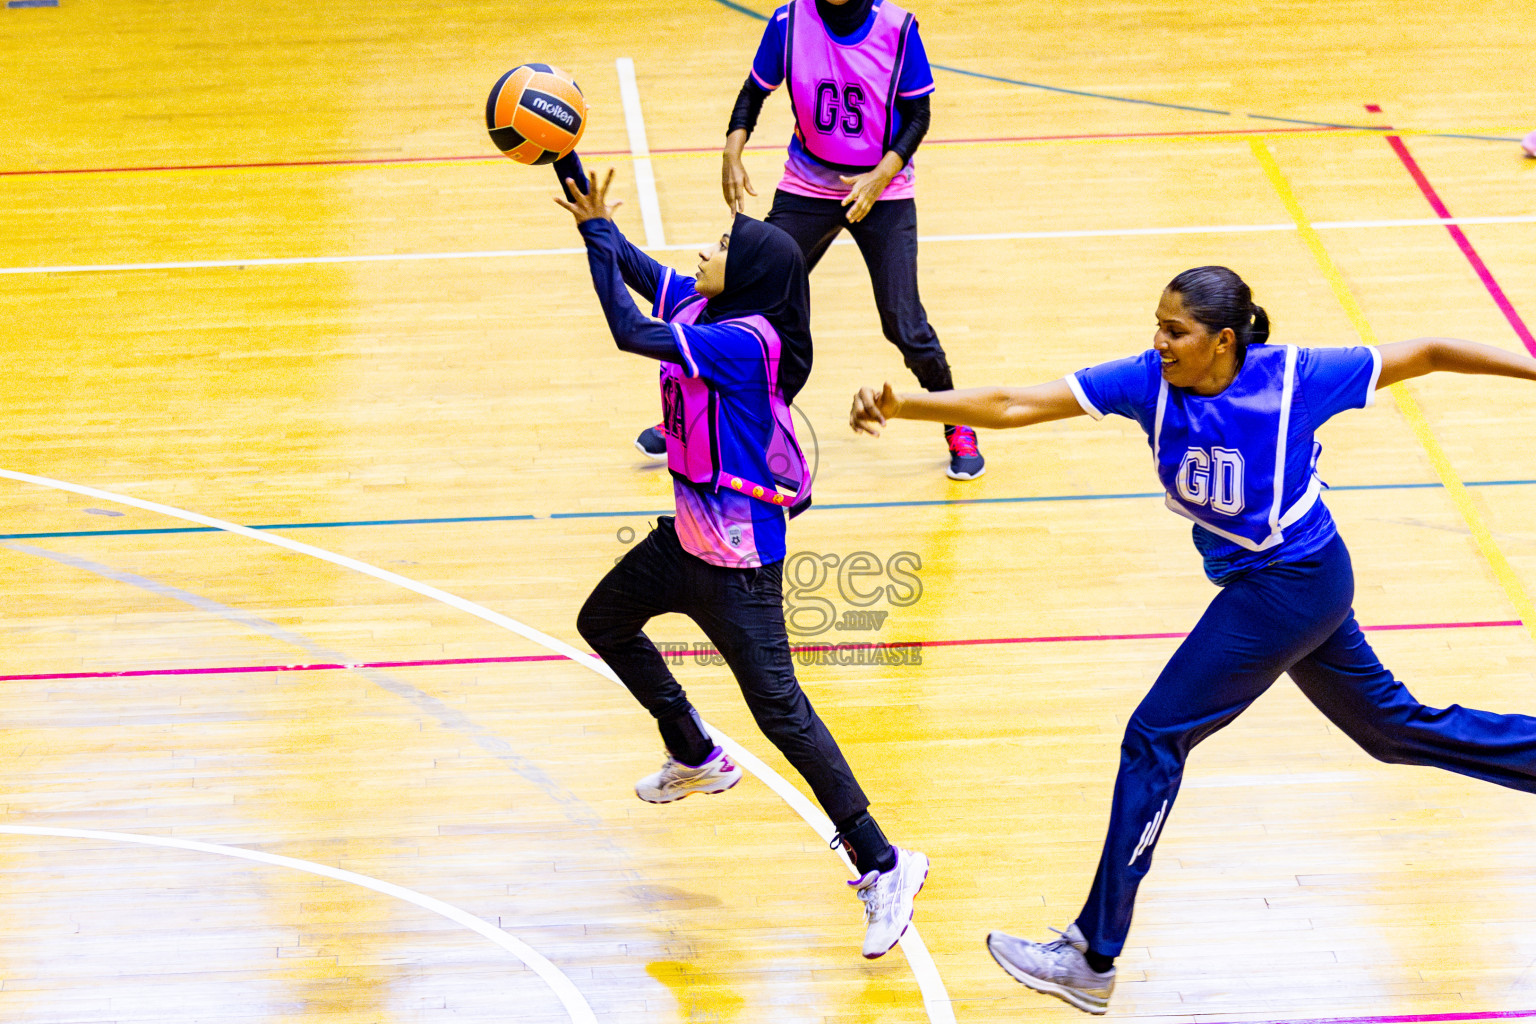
left=2, top=0, right=1534, bottom=1020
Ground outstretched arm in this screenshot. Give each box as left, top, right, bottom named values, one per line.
left=851, top=379, right=1086, bottom=435
left=554, top=169, right=683, bottom=363
left=553, top=153, right=667, bottom=302
left=1377, top=337, right=1536, bottom=389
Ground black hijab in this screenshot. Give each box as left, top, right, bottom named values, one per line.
left=698, top=213, right=813, bottom=401
left=815, top=0, right=874, bottom=36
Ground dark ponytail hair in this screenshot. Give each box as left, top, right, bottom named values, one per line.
left=1166, top=266, right=1270, bottom=358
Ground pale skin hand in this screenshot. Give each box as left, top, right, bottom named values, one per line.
left=553, top=167, right=624, bottom=224
left=722, top=129, right=756, bottom=213
left=839, top=151, right=905, bottom=223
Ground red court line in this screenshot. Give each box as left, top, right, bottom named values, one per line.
left=1370, top=104, right=1536, bottom=356
left=1, top=618, right=1520, bottom=683
left=0, top=126, right=1341, bottom=178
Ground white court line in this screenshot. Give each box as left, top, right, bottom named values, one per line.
left=5, top=214, right=1535, bottom=276
left=0, top=466, right=957, bottom=1024
left=0, top=824, right=598, bottom=1024
left=615, top=57, right=666, bottom=247
left=0, top=247, right=588, bottom=274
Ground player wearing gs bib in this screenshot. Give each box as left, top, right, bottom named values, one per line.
left=633, top=0, right=985, bottom=480
left=551, top=161, right=929, bottom=959
left=850, top=265, right=1536, bottom=1013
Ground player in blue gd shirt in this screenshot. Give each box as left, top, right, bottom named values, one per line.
left=851, top=265, right=1536, bottom=1014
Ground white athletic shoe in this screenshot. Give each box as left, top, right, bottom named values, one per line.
left=987, top=922, right=1115, bottom=1014
left=851, top=847, right=930, bottom=958
left=634, top=747, right=740, bottom=803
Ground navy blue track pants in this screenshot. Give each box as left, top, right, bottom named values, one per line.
left=1076, top=533, right=1536, bottom=956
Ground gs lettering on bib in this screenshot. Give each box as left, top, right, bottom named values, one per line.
left=785, top=0, right=914, bottom=172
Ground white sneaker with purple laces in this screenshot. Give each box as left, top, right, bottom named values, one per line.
left=851, top=847, right=930, bottom=958
left=634, top=747, right=740, bottom=803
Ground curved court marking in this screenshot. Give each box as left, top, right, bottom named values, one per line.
left=0, top=466, right=957, bottom=1024
left=0, top=824, right=597, bottom=1024
left=2, top=539, right=612, bottom=832
left=5, top=215, right=1534, bottom=277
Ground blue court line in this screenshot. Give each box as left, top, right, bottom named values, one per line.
left=7, top=0, right=60, bottom=7
left=1245, top=113, right=1372, bottom=129
left=703, top=0, right=1522, bottom=144
left=928, top=64, right=1231, bottom=116
left=710, top=0, right=768, bottom=18
left=0, top=512, right=536, bottom=541
left=5, top=479, right=1533, bottom=541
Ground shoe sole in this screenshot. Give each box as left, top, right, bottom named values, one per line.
left=946, top=464, right=986, bottom=481
left=635, top=772, right=741, bottom=804
left=634, top=440, right=669, bottom=462
left=986, top=934, right=1108, bottom=1014
left=863, top=854, right=931, bottom=960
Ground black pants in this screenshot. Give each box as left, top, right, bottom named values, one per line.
left=576, top=517, right=870, bottom=824
left=766, top=190, right=949, bottom=379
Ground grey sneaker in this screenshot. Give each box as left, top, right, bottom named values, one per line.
left=986, top=922, right=1115, bottom=1015
left=634, top=424, right=668, bottom=461
left=635, top=746, right=739, bottom=803
left=851, top=847, right=930, bottom=958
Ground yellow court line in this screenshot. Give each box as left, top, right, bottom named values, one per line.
left=1249, top=138, right=1536, bottom=643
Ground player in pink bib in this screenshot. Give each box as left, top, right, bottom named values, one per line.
left=632, top=0, right=986, bottom=480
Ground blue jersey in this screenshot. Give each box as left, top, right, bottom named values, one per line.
left=1067, top=344, right=1383, bottom=583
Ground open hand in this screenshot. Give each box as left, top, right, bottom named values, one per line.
left=838, top=152, right=902, bottom=223
left=722, top=150, right=757, bottom=213
left=850, top=382, right=901, bottom=435
left=554, top=167, right=623, bottom=223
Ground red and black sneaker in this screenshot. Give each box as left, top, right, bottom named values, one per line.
left=944, top=425, right=986, bottom=480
